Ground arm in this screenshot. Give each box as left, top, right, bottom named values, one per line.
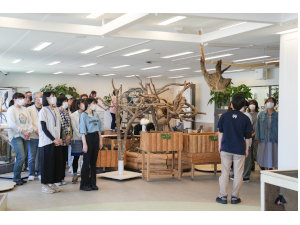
left=218, top=132, right=223, bottom=153
left=81, top=133, right=88, bottom=153
left=28, top=108, right=38, bottom=133
left=26, top=110, right=33, bottom=134
left=245, top=139, right=250, bottom=157
left=70, top=114, right=81, bottom=139
left=98, top=131, right=103, bottom=150
left=97, top=102, right=107, bottom=111
left=41, top=121, right=61, bottom=146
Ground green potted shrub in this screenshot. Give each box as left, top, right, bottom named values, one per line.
left=40, top=84, right=79, bottom=98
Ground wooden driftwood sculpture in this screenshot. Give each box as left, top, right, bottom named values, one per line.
left=200, top=58, right=232, bottom=92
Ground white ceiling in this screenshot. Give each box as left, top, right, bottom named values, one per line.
left=0, top=13, right=297, bottom=78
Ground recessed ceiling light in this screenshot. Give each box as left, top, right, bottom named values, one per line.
left=111, top=65, right=130, bottom=69
left=125, top=75, right=139, bottom=77
left=235, top=58, right=279, bottom=64
left=11, top=59, right=23, bottom=64
left=141, top=66, right=161, bottom=70
left=26, top=70, right=34, bottom=73
left=53, top=72, right=63, bottom=74
left=32, top=42, right=53, bottom=51
left=47, top=61, right=61, bottom=66
left=147, top=75, right=162, bottom=78
left=233, top=56, right=270, bottom=63
left=194, top=69, right=215, bottom=72
left=224, top=69, right=245, bottom=73
left=158, top=16, right=186, bottom=25
left=102, top=74, right=116, bottom=77
left=276, top=28, right=298, bottom=34
left=217, top=22, right=247, bottom=30
left=80, top=63, right=97, bottom=68
left=168, top=67, right=190, bottom=71
left=86, top=13, right=104, bottom=19
left=78, top=73, right=90, bottom=75
left=161, top=52, right=193, bottom=59
left=79, top=46, right=104, bottom=54
left=168, top=76, right=184, bottom=78
left=205, top=54, right=233, bottom=61
left=123, top=49, right=152, bottom=56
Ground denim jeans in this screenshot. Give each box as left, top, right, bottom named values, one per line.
left=28, top=138, right=40, bottom=176
left=11, top=137, right=30, bottom=182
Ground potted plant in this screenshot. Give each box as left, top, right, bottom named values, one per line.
left=40, top=84, right=79, bottom=98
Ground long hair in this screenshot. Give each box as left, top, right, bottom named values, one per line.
left=248, top=99, right=259, bottom=112
left=9, top=93, right=25, bottom=107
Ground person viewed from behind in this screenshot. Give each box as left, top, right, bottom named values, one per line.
left=90, top=90, right=107, bottom=111
left=248, top=99, right=259, bottom=171
left=216, top=94, right=253, bottom=204
left=38, top=92, right=63, bottom=194
left=55, top=96, right=72, bottom=186
left=79, top=98, right=103, bottom=191
left=70, top=99, right=85, bottom=184
left=27, top=92, right=43, bottom=181
left=110, top=90, right=117, bottom=132
left=255, top=97, right=278, bottom=170
left=80, top=94, right=88, bottom=100
left=6, top=93, right=33, bottom=185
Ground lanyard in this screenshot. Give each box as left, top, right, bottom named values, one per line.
left=46, top=107, right=57, bottom=126
left=58, top=108, right=69, bottom=125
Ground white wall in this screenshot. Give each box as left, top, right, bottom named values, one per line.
left=175, top=68, right=279, bottom=123
left=278, top=31, right=298, bottom=170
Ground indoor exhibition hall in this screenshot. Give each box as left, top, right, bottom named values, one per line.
left=0, top=9, right=298, bottom=215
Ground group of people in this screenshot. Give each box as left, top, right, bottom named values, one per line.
left=217, top=94, right=278, bottom=204
left=6, top=91, right=105, bottom=194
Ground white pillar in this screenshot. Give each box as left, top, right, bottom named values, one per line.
left=278, top=31, right=298, bottom=170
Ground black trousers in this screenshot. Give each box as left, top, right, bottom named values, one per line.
left=72, top=156, right=80, bottom=173
left=61, top=145, right=68, bottom=180
left=80, top=132, right=99, bottom=188
left=111, top=113, right=116, bottom=129
left=40, top=144, right=62, bottom=184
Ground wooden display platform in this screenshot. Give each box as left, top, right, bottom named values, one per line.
left=182, top=132, right=221, bottom=180
left=140, top=131, right=183, bottom=182
left=0, top=172, right=29, bottom=179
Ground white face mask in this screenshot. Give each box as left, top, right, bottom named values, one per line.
left=62, top=102, right=69, bottom=109
left=249, top=105, right=256, bottom=110
left=90, top=104, right=96, bottom=111
left=37, top=98, right=43, bottom=105
left=240, top=106, right=245, bottom=112
left=266, top=102, right=274, bottom=109
left=80, top=104, right=85, bottom=110
left=17, top=99, right=25, bottom=106
left=50, top=97, right=57, bottom=105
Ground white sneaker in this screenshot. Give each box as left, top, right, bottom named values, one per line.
left=55, top=182, right=62, bottom=186
left=42, top=185, right=55, bottom=194
left=61, top=180, right=67, bottom=185
left=38, top=175, right=41, bottom=181
left=48, top=184, right=61, bottom=193
left=68, top=167, right=72, bottom=173
left=28, top=175, right=35, bottom=181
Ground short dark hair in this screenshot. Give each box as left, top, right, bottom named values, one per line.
left=42, top=91, right=55, bottom=107
left=56, top=96, right=67, bottom=107
left=244, top=100, right=249, bottom=108
left=146, top=123, right=155, bottom=131
left=232, top=93, right=245, bottom=111
left=9, top=93, right=25, bottom=107
left=248, top=99, right=259, bottom=112
left=85, top=97, right=97, bottom=110
left=80, top=94, right=88, bottom=99
left=25, top=91, right=32, bottom=94
left=112, top=90, right=116, bottom=96
left=71, top=98, right=85, bottom=113
left=265, top=97, right=277, bottom=106
left=90, top=91, right=97, bottom=97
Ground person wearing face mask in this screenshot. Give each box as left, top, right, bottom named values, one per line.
left=6, top=93, right=33, bottom=185
left=38, top=92, right=63, bottom=194
left=25, top=92, right=34, bottom=108
left=70, top=99, right=85, bottom=184
left=78, top=97, right=103, bottom=191
left=55, top=96, right=72, bottom=186
left=247, top=100, right=259, bottom=171
left=26, top=92, right=43, bottom=181
left=255, top=97, right=278, bottom=170
left=90, top=90, right=107, bottom=111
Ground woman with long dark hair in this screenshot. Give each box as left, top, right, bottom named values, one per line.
left=248, top=99, right=259, bottom=171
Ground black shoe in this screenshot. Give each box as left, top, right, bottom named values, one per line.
left=243, top=178, right=250, bottom=182
left=21, top=179, right=27, bottom=183
left=80, top=185, right=92, bottom=191
left=231, top=196, right=241, bottom=204
left=15, top=181, right=23, bottom=186
left=216, top=196, right=227, bottom=204
left=251, top=167, right=255, bottom=171
left=90, top=185, right=99, bottom=190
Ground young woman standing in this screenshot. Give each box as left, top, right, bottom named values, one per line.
left=248, top=99, right=259, bottom=171
left=110, top=90, right=117, bottom=132
left=7, top=93, right=33, bottom=185
left=70, top=99, right=85, bottom=184
left=79, top=98, right=103, bottom=191
left=38, top=92, right=62, bottom=194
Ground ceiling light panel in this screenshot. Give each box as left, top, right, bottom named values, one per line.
left=161, top=52, right=193, bottom=59
left=123, top=49, right=152, bottom=56
left=102, top=74, right=116, bottom=76
left=205, top=54, right=233, bottom=60
left=168, top=67, right=190, bottom=71
left=217, top=22, right=246, bottom=30
left=168, top=76, right=184, bottom=78
left=233, top=56, right=270, bottom=62
left=86, top=13, right=104, bottom=19
left=147, top=75, right=162, bottom=78
left=112, top=65, right=130, bottom=69
left=224, top=69, right=245, bottom=73
left=141, top=66, right=161, bottom=70
left=79, top=73, right=90, bottom=75
left=194, top=69, right=215, bottom=72
left=32, top=42, right=53, bottom=51
left=53, top=72, right=63, bottom=74
left=158, top=16, right=186, bottom=25
left=125, top=75, right=139, bottom=77
left=26, top=70, right=34, bottom=73
left=47, top=61, right=61, bottom=66
left=80, top=63, right=97, bottom=68
left=11, top=59, right=23, bottom=64
left=79, top=46, right=104, bottom=54
left=276, top=28, right=298, bottom=34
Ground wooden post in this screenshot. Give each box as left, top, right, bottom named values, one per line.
left=178, top=150, right=181, bottom=180
left=214, top=163, right=217, bottom=175
left=191, top=163, right=195, bottom=180
left=142, top=150, right=145, bottom=179
left=147, top=151, right=150, bottom=181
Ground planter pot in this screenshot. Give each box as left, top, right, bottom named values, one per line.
left=118, top=160, right=124, bottom=175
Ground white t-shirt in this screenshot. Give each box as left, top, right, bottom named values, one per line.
left=6, top=105, right=33, bottom=142
left=38, top=107, right=61, bottom=147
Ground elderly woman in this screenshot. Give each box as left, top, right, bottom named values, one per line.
left=255, top=97, right=278, bottom=170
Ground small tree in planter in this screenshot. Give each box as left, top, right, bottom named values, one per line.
left=40, top=84, right=80, bottom=98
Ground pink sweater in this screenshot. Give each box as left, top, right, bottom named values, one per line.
left=109, top=96, right=116, bottom=114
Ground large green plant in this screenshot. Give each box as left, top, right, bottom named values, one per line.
left=208, top=83, right=253, bottom=108
left=271, top=86, right=279, bottom=105
left=103, top=95, right=111, bottom=109
left=40, top=84, right=79, bottom=98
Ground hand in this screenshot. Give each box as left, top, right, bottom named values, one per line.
left=256, top=140, right=260, bottom=144
left=24, top=135, right=30, bottom=141
left=22, top=130, right=31, bottom=137
left=35, top=130, right=39, bottom=136
left=82, top=144, right=88, bottom=153
left=99, top=141, right=103, bottom=150
left=245, top=149, right=249, bottom=158
left=251, top=133, right=255, bottom=138
left=53, top=139, right=60, bottom=146
left=218, top=144, right=222, bottom=153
